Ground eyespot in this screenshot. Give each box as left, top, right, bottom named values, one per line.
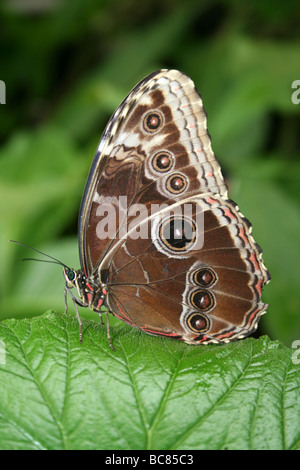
left=143, top=111, right=164, bottom=133
left=190, top=289, right=215, bottom=311
left=166, top=173, right=187, bottom=194
left=159, top=216, right=197, bottom=252
left=152, top=151, right=174, bottom=173
left=186, top=312, right=210, bottom=333
left=193, top=268, right=217, bottom=288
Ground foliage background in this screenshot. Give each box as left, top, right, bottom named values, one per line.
left=0, top=0, right=300, bottom=348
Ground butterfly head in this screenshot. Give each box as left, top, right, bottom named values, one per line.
left=63, top=267, right=89, bottom=301
left=63, top=267, right=78, bottom=288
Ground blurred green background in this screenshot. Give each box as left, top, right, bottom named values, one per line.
left=0, top=0, right=299, bottom=346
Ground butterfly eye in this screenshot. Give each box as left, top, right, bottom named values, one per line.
left=186, top=312, right=210, bottom=333
left=65, top=269, right=76, bottom=283
left=143, top=111, right=164, bottom=133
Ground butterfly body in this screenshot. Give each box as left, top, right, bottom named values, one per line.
left=65, top=69, right=270, bottom=346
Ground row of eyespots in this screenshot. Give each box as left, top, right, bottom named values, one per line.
left=142, top=110, right=188, bottom=195
left=186, top=268, right=217, bottom=334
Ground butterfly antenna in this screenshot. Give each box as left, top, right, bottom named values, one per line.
left=9, top=240, right=69, bottom=268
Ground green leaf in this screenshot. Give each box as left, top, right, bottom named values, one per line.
left=0, top=312, right=299, bottom=450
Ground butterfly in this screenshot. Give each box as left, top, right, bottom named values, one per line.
left=62, top=69, right=271, bottom=348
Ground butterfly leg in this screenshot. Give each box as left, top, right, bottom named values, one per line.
left=98, top=311, right=104, bottom=326
left=106, top=313, right=115, bottom=352
left=64, top=285, right=86, bottom=312
left=64, top=286, right=69, bottom=315
left=64, top=285, right=87, bottom=343
left=72, top=298, right=83, bottom=343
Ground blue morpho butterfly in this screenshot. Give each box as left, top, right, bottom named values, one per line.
left=12, top=70, right=271, bottom=349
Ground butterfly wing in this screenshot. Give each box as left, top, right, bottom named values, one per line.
left=78, top=69, right=270, bottom=344
left=106, top=196, right=270, bottom=344
left=78, top=69, right=227, bottom=277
